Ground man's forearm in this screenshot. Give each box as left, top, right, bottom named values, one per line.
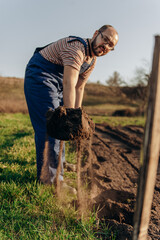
left=75, top=87, right=84, bottom=108
left=63, top=82, right=76, bottom=108
left=75, top=76, right=87, bottom=108
left=63, top=65, right=79, bottom=108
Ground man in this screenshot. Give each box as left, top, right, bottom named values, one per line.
left=24, top=24, right=119, bottom=184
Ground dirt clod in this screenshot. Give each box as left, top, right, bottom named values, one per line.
left=46, top=106, right=95, bottom=141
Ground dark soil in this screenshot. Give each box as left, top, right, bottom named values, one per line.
left=46, top=107, right=94, bottom=140
left=88, top=123, right=160, bottom=240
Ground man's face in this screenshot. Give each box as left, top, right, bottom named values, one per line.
left=91, top=27, right=119, bottom=57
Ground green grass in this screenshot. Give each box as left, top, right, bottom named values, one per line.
left=91, top=115, right=145, bottom=126
left=0, top=113, right=121, bottom=240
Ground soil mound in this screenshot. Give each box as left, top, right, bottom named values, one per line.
left=112, top=108, right=145, bottom=117
left=112, top=109, right=135, bottom=117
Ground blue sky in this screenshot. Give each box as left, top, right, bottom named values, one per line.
left=0, top=0, right=159, bottom=84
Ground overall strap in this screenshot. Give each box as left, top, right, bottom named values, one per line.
left=68, top=36, right=88, bottom=56
left=68, top=36, right=95, bottom=74
left=34, top=42, right=53, bottom=54
left=79, top=58, right=95, bottom=74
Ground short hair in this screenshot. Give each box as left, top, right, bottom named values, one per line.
left=98, top=25, right=118, bottom=35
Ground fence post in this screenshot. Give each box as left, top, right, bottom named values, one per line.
left=133, top=35, right=160, bottom=240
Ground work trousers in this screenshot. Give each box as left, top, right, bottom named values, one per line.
left=24, top=52, right=65, bottom=182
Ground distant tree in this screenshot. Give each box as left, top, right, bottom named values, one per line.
left=106, top=71, right=126, bottom=87
left=128, top=61, right=151, bottom=115
left=96, top=80, right=101, bottom=84
left=132, top=60, right=150, bottom=86
left=132, top=67, right=150, bottom=86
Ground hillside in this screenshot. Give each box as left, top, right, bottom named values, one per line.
left=0, top=76, right=27, bottom=113
left=0, top=76, right=146, bottom=115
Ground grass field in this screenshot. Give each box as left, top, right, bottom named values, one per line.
left=91, top=115, right=145, bottom=126
left=0, top=113, right=145, bottom=239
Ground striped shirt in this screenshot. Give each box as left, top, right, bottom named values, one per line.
left=40, top=37, right=96, bottom=80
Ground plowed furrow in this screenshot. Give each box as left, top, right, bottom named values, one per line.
left=95, top=124, right=142, bottom=149
left=90, top=123, right=159, bottom=240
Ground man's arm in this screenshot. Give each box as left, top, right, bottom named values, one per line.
left=75, top=76, right=88, bottom=108
left=63, top=65, right=79, bottom=108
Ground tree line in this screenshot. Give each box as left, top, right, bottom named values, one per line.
left=105, top=65, right=150, bottom=87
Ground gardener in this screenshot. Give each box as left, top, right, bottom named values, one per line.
left=24, top=24, right=119, bottom=184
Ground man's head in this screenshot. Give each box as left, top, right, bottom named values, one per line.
left=91, top=25, right=119, bottom=57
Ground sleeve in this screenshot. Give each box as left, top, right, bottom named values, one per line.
left=79, top=58, right=97, bottom=81
left=61, top=43, right=85, bottom=71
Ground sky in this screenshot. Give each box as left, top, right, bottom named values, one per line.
left=0, top=0, right=159, bottom=85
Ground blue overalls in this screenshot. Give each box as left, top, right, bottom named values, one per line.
left=24, top=36, right=94, bottom=182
